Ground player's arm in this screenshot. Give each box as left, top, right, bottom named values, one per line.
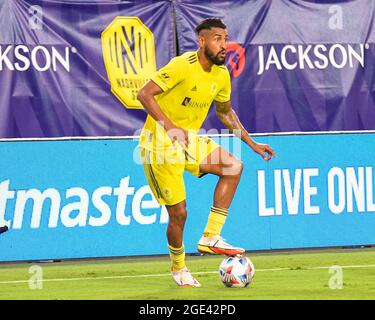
left=137, top=80, right=189, bottom=148
left=137, top=56, right=190, bottom=148
left=215, top=100, right=276, bottom=161
left=137, top=80, right=174, bottom=131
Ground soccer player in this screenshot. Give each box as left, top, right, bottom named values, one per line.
left=137, top=18, right=276, bottom=287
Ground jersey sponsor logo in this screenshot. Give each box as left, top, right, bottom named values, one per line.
left=101, top=17, right=156, bottom=109
left=0, top=177, right=168, bottom=230
left=0, top=45, right=76, bottom=72
left=257, top=43, right=369, bottom=75
left=181, top=97, right=210, bottom=109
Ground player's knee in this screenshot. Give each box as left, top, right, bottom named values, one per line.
left=225, top=158, right=243, bottom=177
left=170, top=211, right=187, bottom=230
left=169, top=206, right=187, bottom=224
left=234, top=159, right=243, bottom=177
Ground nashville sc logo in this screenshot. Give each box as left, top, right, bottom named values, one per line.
left=101, top=17, right=156, bottom=109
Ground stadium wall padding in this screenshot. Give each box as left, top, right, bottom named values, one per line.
left=0, top=133, right=375, bottom=262
left=1, top=0, right=375, bottom=261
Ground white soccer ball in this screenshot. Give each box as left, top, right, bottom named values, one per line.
left=219, top=255, right=255, bottom=288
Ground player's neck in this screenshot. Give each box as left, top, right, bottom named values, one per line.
left=197, top=49, right=213, bottom=72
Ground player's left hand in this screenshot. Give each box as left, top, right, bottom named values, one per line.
left=252, top=143, right=276, bottom=161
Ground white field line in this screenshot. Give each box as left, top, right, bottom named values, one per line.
left=1, top=264, right=375, bottom=285
left=1, top=129, right=375, bottom=142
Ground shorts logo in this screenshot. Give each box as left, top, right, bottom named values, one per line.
left=163, top=188, right=172, bottom=200
left=101, top=17, right=156, bottom=109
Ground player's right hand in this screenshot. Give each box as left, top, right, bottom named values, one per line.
left=167, top=126, right=189, bottom=149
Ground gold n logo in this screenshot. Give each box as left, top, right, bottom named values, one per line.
left=102, top=17, right=156, bottom=109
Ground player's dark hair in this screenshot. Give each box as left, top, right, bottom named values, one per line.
left=195, top=18, right=227, bottom=34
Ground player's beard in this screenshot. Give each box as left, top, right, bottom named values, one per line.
left=204, top=47, right=226, bottom=65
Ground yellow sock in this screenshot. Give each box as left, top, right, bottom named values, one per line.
left=203, top=206, right=228, bottom=237
left=168, top=243, right=186, bottom=271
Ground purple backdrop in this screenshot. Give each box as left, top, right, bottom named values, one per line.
left=0, top=0, right=174, bottom=138
left=176, top=0, right=375, bottom=133
left=0, top=0, right=374, bottom=138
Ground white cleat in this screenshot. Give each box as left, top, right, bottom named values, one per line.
left=197, top=235, right=245, bottom=256
left=171, top=267, right=201, bottom=287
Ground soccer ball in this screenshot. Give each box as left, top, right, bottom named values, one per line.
left=219, top=255, right=255, bottom=288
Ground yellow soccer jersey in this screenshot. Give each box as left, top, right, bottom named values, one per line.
left=139, top=51, right=231, bottom=150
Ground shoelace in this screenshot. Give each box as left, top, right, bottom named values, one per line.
left=216, top=236, right=229, bottom=245
left=214, top=236, right=243, bottom=251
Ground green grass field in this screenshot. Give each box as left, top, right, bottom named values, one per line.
left=0, top=248, right=374, bottom=300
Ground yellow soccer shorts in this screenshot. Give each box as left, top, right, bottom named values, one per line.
left=139, top=136, right=220, bottom=206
